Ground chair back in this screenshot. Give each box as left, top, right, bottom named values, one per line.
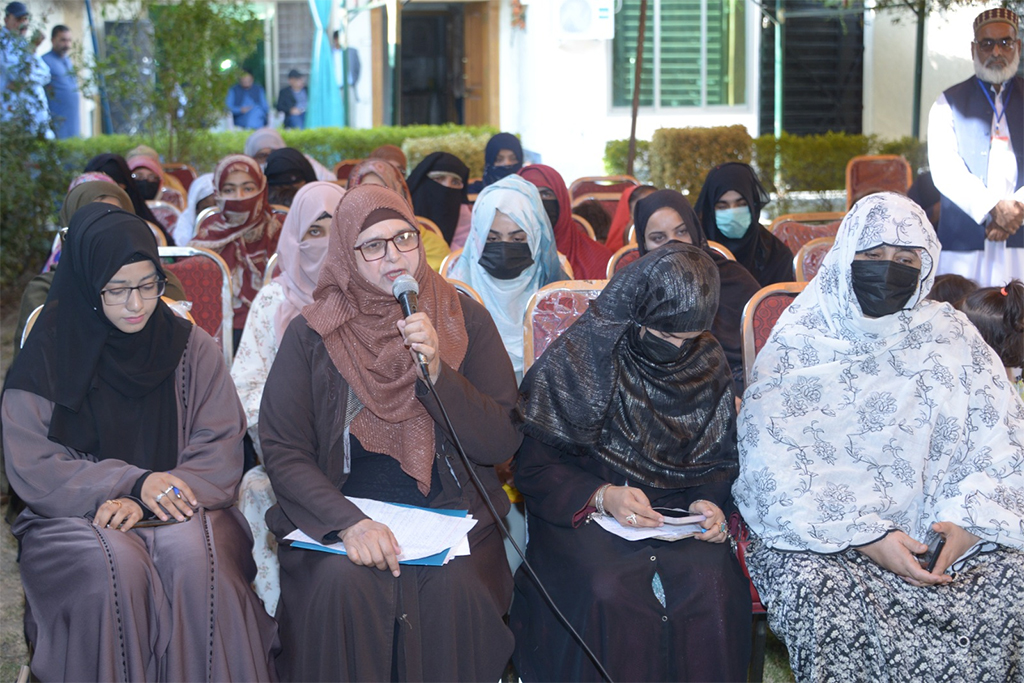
left=741, top=282, right=808, bottom=388
left=571, top=214, right=597, bottom=240
left=334, top=159, right=362, bottom=181
left=568, top=175, right=638, bottom=200
left=707, top=240, right=735, bottom=261
left=158, top=186, right=186, bottom=211
left=416, top=216, right=445, bottom=239
left=159, top=246, right=234, bottom=365
left=163, top=163, right=197, bottom=192
left=571, top=193, right=621, bottom=222
left=522, top=280, right=607, bottom=371
left=264, top=252, right=280, bottom=281
left=794, top=236, right=835, bottom=282
left=147, top=221, right=168, bottom=247
left=606, top=243, right=641, bottom=278
left=769, top=212, right=844, bottom=254
left=444, top=278, right=484, bottom=305
left=20, top=305, right=43, bottom=348
left=846, top=155, right=912, bottom=209
left=194, top=206, right=221, bottom=235
left=147, top=201, right=181, bottom=235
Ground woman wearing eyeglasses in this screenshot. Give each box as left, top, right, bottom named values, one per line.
left=259, top=185, right=521, bottom=681
left=2, top=204, right=279, bottom=682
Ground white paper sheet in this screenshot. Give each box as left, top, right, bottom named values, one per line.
left=592, top=513, right=705, bottom=542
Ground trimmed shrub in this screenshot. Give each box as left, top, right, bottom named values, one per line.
left=603, top=139, right=652, bottom=183
left=752, top=131, right=873, bottom=193
left=649, top=125, right=752, bottom=197
left=877, top=136, right=928, bottom=174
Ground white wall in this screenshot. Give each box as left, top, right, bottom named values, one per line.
left=499, top=0, right=762, bottom=183
left=864, top=3, right=990, bottom=141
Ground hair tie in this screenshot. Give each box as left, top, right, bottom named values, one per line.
left=1001, top=287, right=1008, bottom=296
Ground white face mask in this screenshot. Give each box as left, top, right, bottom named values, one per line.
left=715, top=206, right=752, bottom=239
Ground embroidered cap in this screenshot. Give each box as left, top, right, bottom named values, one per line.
left=974, top=8, right=1019, bottom=34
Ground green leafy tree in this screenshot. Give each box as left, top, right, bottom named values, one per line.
left=86, top=0, right=262, bottom=160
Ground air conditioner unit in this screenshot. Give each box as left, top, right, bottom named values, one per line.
left=558, top=0, right=615, bottom=41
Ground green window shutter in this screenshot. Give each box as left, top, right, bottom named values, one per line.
left=706, top=0, right=746, bottom=105
left=659, top=0, right=703, bottom=107
left=612, top=0, right=654, bottom=107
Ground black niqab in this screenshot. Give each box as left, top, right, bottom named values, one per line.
left=406, top=152, right=469, bottom=244
left=693, top=162, right=794, bottom=286
left=517, top=243, right=739, bottom=489
left=634, top=189, right=762, bottom=392
left=84, top=153, right=175, bottom=245
left=4, top=204, right=192, bottom=471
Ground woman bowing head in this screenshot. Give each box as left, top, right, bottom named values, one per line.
left=260, top=185, right=520, bottom=681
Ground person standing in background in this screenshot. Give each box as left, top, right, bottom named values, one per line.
left=41, top=24, right=78, bottom=138
left=275, top=69, right=307, bottom=129
left=226, top=69, right=269, bottom=129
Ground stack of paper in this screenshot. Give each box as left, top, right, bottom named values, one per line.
left=593, top=511, right=706, bottom=542
left=284, top=496, right=477, bottom=566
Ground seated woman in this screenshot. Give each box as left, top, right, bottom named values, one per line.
left=732, top=193, right=1024, bottom=681
left=958, top=279, right=1024, bottom=399
left=231, top=181, right=345, bottom=615
left=260, top=185, right=520, bottom=681
left=85, top=153, right=172, bottom=244
left=244, top=126, right=333, bottom=180
left=635, top=189, right=760, bottom=392
left=467, top=132, right=523, bottom=195
left=520, top=164, right=613, bottom=280
left=348, top=158, right=450, bottom=271
left=448, top=174, right=565, bottom=382
left=174, top=172, right=216, bottom=247
left=126, top=144, right=188, bottom=208
left=509, top=242, right=752, bottom=682
left=190, top=154, right=283, bottom=350
left=406, top=151, right=470, bottom=246
left=694, top=162, right=794, bottom=286
left=127, top=152, right=184, bottom=209
left=264, top=147, right=317, bottom=207
left=2, top=203, right=278, bottom=682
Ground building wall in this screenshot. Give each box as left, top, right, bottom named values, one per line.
left=498, top=0, right=762, bottom=183
left=863, top=3, right=983, bottom=142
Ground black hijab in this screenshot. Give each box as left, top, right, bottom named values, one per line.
left=482, top=132, right=523, bottom=186
left=517, top=243, right=739, bottom=489
left=84, top=153, right=174, bottom=245
left=693, top=162, right=793, bottom=286
left=406, top=152, right=469, bottom=244
left=634, top=189, right=761, bottom=392
left=265, top=147, right=317, bottom=186
left=5, top=204, right=192, bottom=471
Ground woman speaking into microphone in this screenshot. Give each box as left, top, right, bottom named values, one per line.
left=259, top=184, right=522, bottom=681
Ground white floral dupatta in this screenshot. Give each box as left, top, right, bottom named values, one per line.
left=733, top=192, right=1024, bottom=554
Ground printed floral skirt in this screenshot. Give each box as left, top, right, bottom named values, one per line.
left=746, top=539, right=1024, bottom=682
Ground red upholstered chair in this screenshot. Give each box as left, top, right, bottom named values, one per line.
left=194, top=206, right=220, bottom=235
left=606, top=243, right=641, bottom=278
left=443, top=278, right=484, bottom=305
left=707, top=240, right=736, bottom=261
left=163, top=163, right=197, bottom=192
left=769, top=212, right=844, bottom=255
left=147, top=200, right=181, bottom=236
left=794, top=236, right=835, bottom=282
left=568, top=175, right=639, bottom=200
left=846, top=154, right=913, bottom=209
left=522, top=280, right=607, bottom=372
left=571, top=214, right=597, bottom=240
left=159, top=246, right=234, bottom=365
left=571, top=193, right=622, bottom=222
left=333, top=159, right=362, bottom=181
left=158, top=186, right=186, bottom=211
left=738, top=280, right=807, bottom=682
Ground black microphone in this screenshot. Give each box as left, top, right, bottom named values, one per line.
left=392, top=274, right=431, bottom=380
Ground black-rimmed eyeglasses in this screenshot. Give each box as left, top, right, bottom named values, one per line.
left=100, top=279, right=167, bottom=305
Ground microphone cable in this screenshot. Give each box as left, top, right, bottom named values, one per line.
left=419, top=368, right=615, bottom=683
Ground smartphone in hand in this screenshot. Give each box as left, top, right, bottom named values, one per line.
left=918, top=529, right=946, bottom=573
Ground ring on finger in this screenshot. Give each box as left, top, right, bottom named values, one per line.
left=162, top=486, right=174, bottom=495
left=720, top=522, right=728, bottom=534
left=155, top=492, right=166, bottom=503
left=106, top=499, right=122, bottom=508
left=626, top=513, right=638, bottom=526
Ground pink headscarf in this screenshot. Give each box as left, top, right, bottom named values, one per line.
left=126, top=155, right=164, bottom=179
left=273, top=182, right=346, bottom=344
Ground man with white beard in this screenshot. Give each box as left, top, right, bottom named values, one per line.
left=928, top=8, right=1023, bottom=286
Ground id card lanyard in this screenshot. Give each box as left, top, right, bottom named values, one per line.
left=976, top=77, right=1014, bottom=139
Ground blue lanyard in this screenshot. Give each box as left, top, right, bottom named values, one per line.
left=976, top=77, right=1013, bottom=129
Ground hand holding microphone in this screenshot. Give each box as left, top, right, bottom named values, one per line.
left=392, top=274, right=441, bottom=383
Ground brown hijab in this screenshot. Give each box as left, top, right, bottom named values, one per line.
left=303, top=185, right=469, bottom=493
left=347, top=159, right=414, bottom=209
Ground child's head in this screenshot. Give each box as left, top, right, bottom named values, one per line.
left=958, top=279, right=1024, bottom=369
left=928, top=273, right=978, bottom=306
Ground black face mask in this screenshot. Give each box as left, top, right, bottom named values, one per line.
left=850, top=259, right=921, bottom=318
left=541, top=198, right=560, bottom=228
left=638, top=328, right=687, bottom=364
left=483, top=163, right=522, bottom=186
left=478, top=241, right=534, bottom=280
left=135, top=180, right=160, bottom=201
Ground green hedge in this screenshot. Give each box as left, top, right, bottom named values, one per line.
left=606, top=131, right=929, bottom=195
left=56, top=124, right=500, bottom=176
left=603, top=139, right=652, bottom=184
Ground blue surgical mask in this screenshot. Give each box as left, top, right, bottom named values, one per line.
left=715, top=207, right=752, bottom=239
